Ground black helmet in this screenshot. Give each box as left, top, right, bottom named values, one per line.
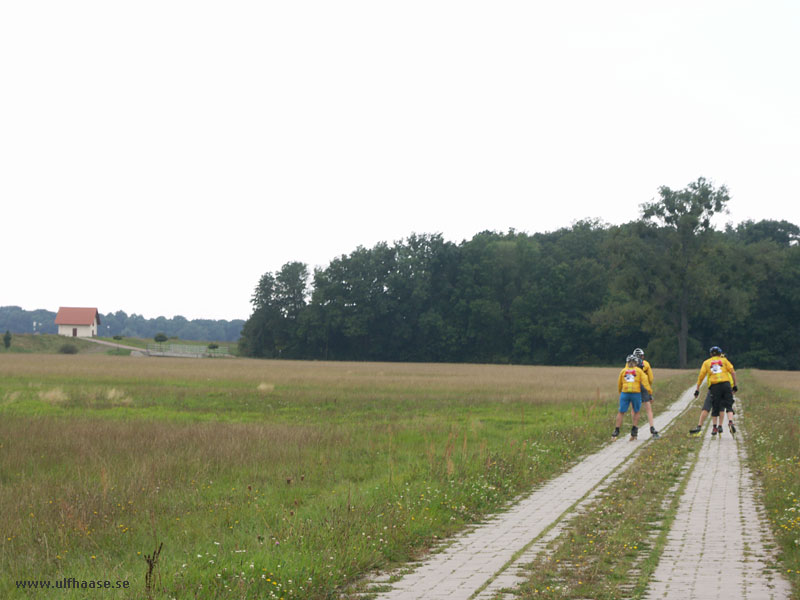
left=709, top=346, right=722, bottom=356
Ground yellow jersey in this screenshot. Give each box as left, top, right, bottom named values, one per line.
left=697, top=356, right=735, bottom=387
left=722, top=354, right=734, bottom=384
left=619, top=366, right=653, bottom=394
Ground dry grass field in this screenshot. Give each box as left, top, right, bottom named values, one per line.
left=0, top=354, right=693, bottom=599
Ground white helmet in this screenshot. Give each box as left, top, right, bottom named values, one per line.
left=633, top=348, right=644, bottom=358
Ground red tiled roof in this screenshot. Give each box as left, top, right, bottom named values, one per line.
left=55, top=307, right=100, bottom=326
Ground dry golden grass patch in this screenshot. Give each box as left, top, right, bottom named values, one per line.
left=38, top=387, right=69, bottom=405
left=0, top=354, right=691, bottom=406
left=2, top=390, right=21, bottom=404
left=750, top=369, right=800, bottom=391
left=105, top=388, right=133, bottom=407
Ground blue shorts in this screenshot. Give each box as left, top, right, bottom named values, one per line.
left=619, top=392, right=642, bottom=414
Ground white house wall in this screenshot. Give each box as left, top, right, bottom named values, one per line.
left=58, top=323, right=96, bottom=337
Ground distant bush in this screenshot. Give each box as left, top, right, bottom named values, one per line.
left=3, top=330, right=10, bottom=349
left=154, top=333, right=168, bottom=343
left=58, top=343, right=79, bottom=354
left=208, top=343, right=219, bottom=350
left=113, top=335, right=123, bottom=340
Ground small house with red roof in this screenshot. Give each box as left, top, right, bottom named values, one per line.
left=55, top=307, right=101, bottom=338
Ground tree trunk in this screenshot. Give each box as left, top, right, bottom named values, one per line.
left=678, top=241, right=691, bottom=369
left=679, top=306, right=689, bottom=369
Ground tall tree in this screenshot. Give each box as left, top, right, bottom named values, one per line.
left=238, top=263, right=309, bottom=357
left=639, top=177, right=731, bottom=367
left=728, top=219, right=800, bottom=246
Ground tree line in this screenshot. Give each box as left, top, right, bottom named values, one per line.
left=0, top=307, right=244, bottom=343
left=239, top=179, right=800, bottom=369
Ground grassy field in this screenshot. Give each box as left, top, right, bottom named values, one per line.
left=0, top=334, right=107, bottom=354
left=0, top=355, right=691, bottom=599
left=742, top=370, right=800, bottom=597
left=0, top=334, right=236, bottom=357
left=96, top=337, right=238, bottom=355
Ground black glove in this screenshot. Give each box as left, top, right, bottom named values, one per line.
left=693, top=389, right=699, bottom=397
left=732, top=385, right=738, bottom=393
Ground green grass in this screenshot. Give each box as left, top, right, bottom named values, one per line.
left=0, top=334, right=105, bottom=354
left=0, top=356, right=692, bottom=599
left=510, top=374, right=700, bottom=599
left=741, top=371, right=800, bottom=598
left=96, top=336, right=150, bottom=349
left=96, top=337, right=238, bottom=355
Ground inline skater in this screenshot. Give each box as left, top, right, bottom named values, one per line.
left=613, top=355, right=653, bottom=441
left=708, top=353, right=736, bottom=437
left=689, top=347, right=738, bottom=436
left=632, top=348, right=660, bottom=439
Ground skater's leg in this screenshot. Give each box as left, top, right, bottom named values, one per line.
left=718, top=383, right=735, bottom=433
left=690, top=404, right=709, bottom=435
left=617, top=393, right=634, bottom=429
left=726, top=409, right=736, bottom=433
left=698, top=391, right=713, bottom=428
left=629, top=394, right=642, bottom=439
left=645, top=401, right=655, bottom=429
left=612, top=400, right=626, bottom=438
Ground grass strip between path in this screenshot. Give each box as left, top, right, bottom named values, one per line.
left=740, top=371, right=800, bottom=599
left=509, top=377, right=702, bottom=600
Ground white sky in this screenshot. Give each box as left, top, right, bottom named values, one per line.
left=2, top=1, right=799, bottom=321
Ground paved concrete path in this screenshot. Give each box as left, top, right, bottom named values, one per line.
left=643, top=399, right=791, bottom=600
left=368, top=388, right=698, bottom=600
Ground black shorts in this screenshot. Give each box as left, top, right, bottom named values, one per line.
left=709, top=381, right=734, bottom=416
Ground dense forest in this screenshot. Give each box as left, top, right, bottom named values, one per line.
left=0, top=307, right=244, bottom=343
left=239, top=179, right=800, bottom=369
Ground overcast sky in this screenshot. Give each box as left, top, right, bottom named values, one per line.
left=2, top=1, right=798, bottom=321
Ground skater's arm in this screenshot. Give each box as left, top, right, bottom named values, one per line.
left=724, top=357, right=738, bottom=390
left=641, top=374, right=652, bottom=395
left=696, top=360, right=709, bottom=390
